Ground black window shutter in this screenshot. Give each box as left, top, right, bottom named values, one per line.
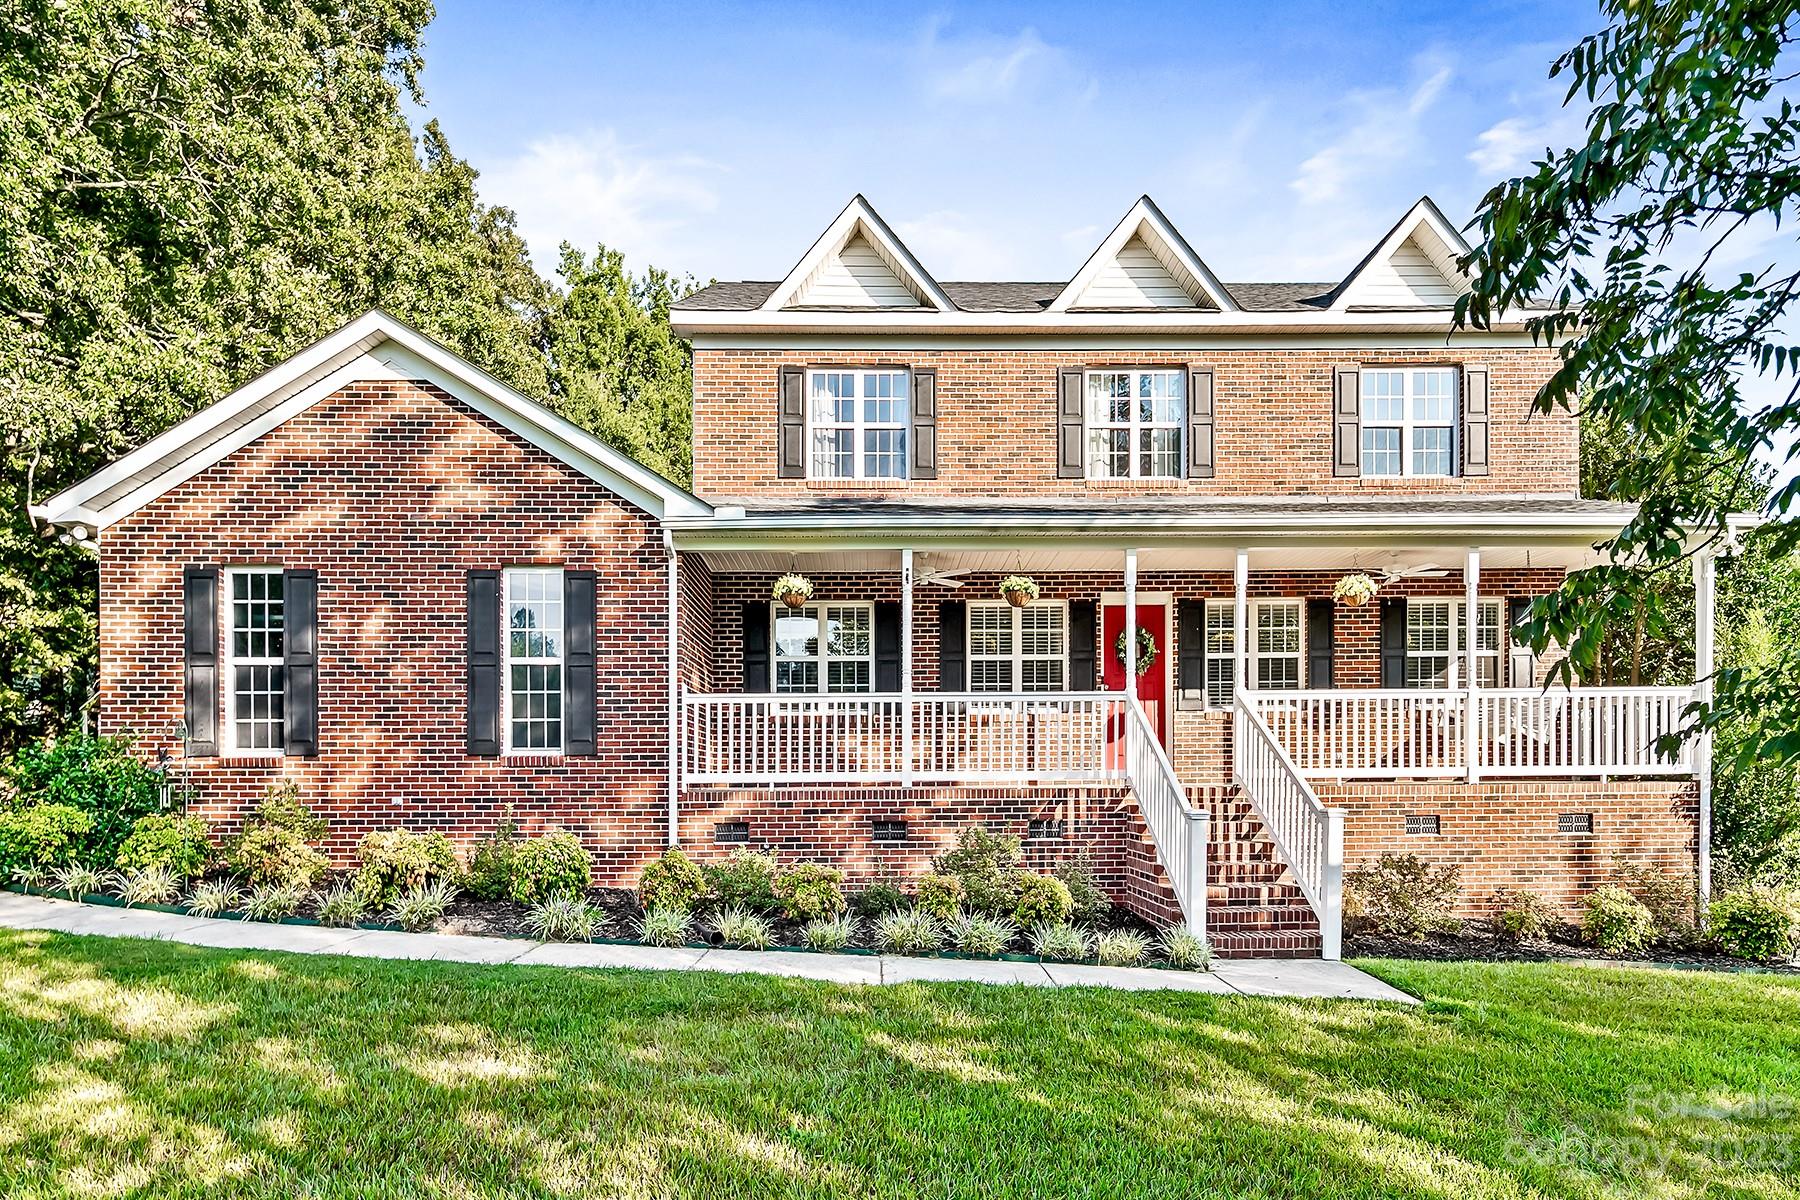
left=1188, top=368, right=1216, bottom=479
left=282, top=569, right=318, bottom=757
left=1176, top=599, right=1205, bottom=693
left=1380, top=596, right=1408, bottom=688
left=742, top=601, right=771, bottom=692
left=1507, top=596, right=1536, bottom=687
left=938, top=599, right=966, bottom=691
left=1057, top=367, right=1085, bottom=479
left=1463, top=364, right=1491, bottom=477
left=564, top=570, right=597, bottom=755
left=1333, top=365, right=1362, bottom=477
left=1306, top=597, right=1335, bottom=689
left=1069, top=600, right=1098, bottom=691
left=778, top=366, right=806, bottom=479
left=910, top=368, right=937, bottom=480
left=874, top=601, right=902, bottom=692
left=183, top=566, right=219, bottom=757
left=466, top=570, right=502, bottom=755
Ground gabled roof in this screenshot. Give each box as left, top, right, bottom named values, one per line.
left=1329, top=196, right=1473, bottom=311
left=762, top=196, right=956, bottom=312
left=1050, top=197, right=1240, bottom=313
left=34, top=310, right=712, bottom=530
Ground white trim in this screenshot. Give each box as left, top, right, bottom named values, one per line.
left=670, top=306, right=1553, bottom=338
left=221, top=566, right=286, bottom=758
left=687, top=331, right=1548, bottom=351
left=34, top=310, right=711, bottom=530
left=1050, top=197, right=1240, bottom=313
left=762, top=196, right=955, bottom=313
left=1331, top=196, right=1474, bottom=312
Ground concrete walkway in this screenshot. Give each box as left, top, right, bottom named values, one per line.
left=0, top=893, right=1416, bottom=1003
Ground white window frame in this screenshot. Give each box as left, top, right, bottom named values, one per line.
left=807, top=367, right=910, bottom=481
left=967, top=600, right=1070, bottom=693
left=771, top=602, right=876, bottom=694
left=222, top=566, right=286, bottom=757
left=1359, top=366, right=1459, bottom=478
left=1084, top=368, right=1186, bottom=480
left=1405, top=599, right=1502, bottom=689
left=1203, top=599, right=1305, bottom=707
left=503, top=566, right=566, bottom=755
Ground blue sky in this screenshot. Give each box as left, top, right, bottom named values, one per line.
left=417, top=1, right=1599, bottom=285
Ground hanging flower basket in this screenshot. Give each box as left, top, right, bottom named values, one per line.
left=771, top=573, right=814, bottom=609
left=1333, top=573, right=1379, bottom=607
left=999, top=575, right=1040, bottom=608
left=1114, top=626, right=1158, bottom=676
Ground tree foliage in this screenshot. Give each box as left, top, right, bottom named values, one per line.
left=1459, top=0, right=1800, bottom=768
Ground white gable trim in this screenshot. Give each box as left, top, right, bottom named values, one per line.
left=33, top=310, right=711, bottom=529
left=1050, top=197, right=1240, bottom=313
left=762, top=196, right=956, bottom=312
left=1331, top=196, right=1474, bottom=311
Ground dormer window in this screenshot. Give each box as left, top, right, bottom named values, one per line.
left=1086, top=368, right=1185, bottom=479
left=809, top=368, right=909, bottom=480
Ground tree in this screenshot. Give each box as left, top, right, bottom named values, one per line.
left=1459, top=0, right=1800, bottom=767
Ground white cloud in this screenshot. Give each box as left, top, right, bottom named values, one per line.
left=1467, top=108, right=1586, bottom=175
left=479, top=130, right=720, bottom=273
left=917, top=21, right=1095, bottom=106
left=1291, top=59, right=1453, bottom=206
left=893, top=210, right=1027, bottom=280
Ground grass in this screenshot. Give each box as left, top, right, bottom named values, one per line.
left=0, top=931, right=1797, bottom=1198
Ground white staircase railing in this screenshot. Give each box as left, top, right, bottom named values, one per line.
left=1233, top=692, right=1345, bottom=959
left=1122, top=695, right=1210, bottom=939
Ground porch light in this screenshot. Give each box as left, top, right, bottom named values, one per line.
left=998, top=574, right=1040, bottom=608
left=771, top=573, right=814, bottom=609
left=1333, top=573, right=1379, bottom=607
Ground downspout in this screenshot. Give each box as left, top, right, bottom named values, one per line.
left=663, top=525, right=680, bottom=846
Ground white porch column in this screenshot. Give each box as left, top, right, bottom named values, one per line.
left=1233, top=548, right=1249, bottom=699
left=1694, top=550, right=1717, bottom=906
left=665, top=532, right=681, bottom=845
left=1465, top=546, right=1481, bottom=784
left=1123, top=548, right=1139, bottom=700
left=901, top=548, right=914, bottom=786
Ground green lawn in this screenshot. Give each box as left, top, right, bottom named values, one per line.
left=1, top=931, right=1796, bottom=1199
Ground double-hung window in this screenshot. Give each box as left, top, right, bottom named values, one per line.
left=1361, top=367, right=1458, bottom=477
left=772, top=603, right=874, bottom=693
left=968, top=602, right=1068, bottom=692
left=505, top=567, right=565, bottom=752
left=1202, top=600, right=1304, bottom=707
left=809, top=369, right=908, bottom=480
left=1405, top=600, right=1501, bottom=687
left=225, top=568, right=285, bottom=753
left=1086, top=368, right=1185, bottom=479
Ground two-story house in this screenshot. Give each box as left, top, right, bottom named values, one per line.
left=36, top=195, right=1714, bottom=958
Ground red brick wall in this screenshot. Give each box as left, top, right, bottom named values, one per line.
left=1319, top=778, right=1699, bottom=918
left=692, top=345, right=1574, bottom=501
left=99, top=379, right=675, bottom=882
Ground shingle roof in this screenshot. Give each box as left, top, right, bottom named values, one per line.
left=675, top=280, right=1346, bottom=314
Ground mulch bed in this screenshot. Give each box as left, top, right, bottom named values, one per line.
left=1346, top=924, right=1800, bottom=973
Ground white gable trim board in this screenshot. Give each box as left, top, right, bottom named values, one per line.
left=1051, top=197, right=1240, bottom=313
left=763, top=196, right=955, bottom=312
left=1332, top=197, right=1474, bottom=310
left=34, top=311, right=711, bottom=530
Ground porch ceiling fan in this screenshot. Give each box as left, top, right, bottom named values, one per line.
left=1378, top=563, right=1450, bottom=582
left=916, top=567, right=971, bottom=588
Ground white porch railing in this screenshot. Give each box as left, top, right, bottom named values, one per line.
left=1122, top=696, right=1210, bottom=938
left=1233, top=695, right=1344, bottom=959
left=1252, top=686, right=1695, bottom=779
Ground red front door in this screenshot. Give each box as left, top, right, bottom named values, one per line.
left=1103, top=603, right=1169, bottom=754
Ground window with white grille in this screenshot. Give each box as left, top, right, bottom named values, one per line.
left=968, top=602, right=1068, bottom=692
left=808, top=369, right=909, bottom=480
left=225, top=568, right=285, bottom=753
left=1361, top=367, right=1458, bottom=477
left=1204, top=600, right=1304, bottom=706
left=1406, top=600, right=1501, bottom=688
left=505, top=567, right=565, bottom=752
left=772, top=603, right=874, bottom=694
left=1085, top=369, right=1185, bottom=479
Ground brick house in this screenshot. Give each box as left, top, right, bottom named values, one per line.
left=36, top=195, right=1718, bottom=958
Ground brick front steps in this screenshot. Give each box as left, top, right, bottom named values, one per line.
left=1197, top=789, right=1323, bottom=959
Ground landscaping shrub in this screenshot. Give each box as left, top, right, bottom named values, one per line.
left=315, top=883, right=370, bottom=928
left=388, top=880, right=456, bottom=931
left=1011, top=872, right=1074, bottom=927
left=803, top=914, right=858, bottom=952
left=464, top=812, right=521, bottom=900
left=1345, top=854, right=1462, bottom=937
left=1706, top=886, right=1800, bottom=962
left=874, top=908, right=943, bottom=954
left=505, top=832, right=590, bottom=906
left=933, top=825, right=1022, bottom=915
left=1028, top=921, right=1092, bottom=962
left=1583, top=885, right=1655, bottom=955
left=1612, top=859, right=1698, bottom=944
left=635, top=905, right=692, bottom=947
left=0, top=803, right=94, bottom=873
left=709, top=905, right=774, bottom=949
left=851, top=880, right=906, bottom=917
left=223, top=784, right=329, bottom=889
left=242, top=883, right=306, bottom=922
left=948, top=913, right=1016, bottom=957
left=113, top=865, right=179, bottom=907
left=5, top=733, right=161, bottom=863
left=1157, top=926, right=1213, bottom=971
left=772, top=862, right=846, bottom=921
left=353, top=828, right=461, bottom=908
left=1095, top=929, right=1150, bottom=967
left=1491, top=888, right=1557, bottom=943
left=1054, top=857, right=1112, bottom=926
left=525, top=896, right=601, bottom=942
left=638, top=848, right=706, bottom=911
left=114, top=814, right=212, bottom=878
left=914, top=872, right=962, bottom=920
left=184, top=880, right=242, bottom=917
left=703, top=848, right=780, bottom=911
left=49, top=863, right=104, bottom=899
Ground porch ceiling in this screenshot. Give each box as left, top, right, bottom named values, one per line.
left=690, top=543, right=1602, bottom=575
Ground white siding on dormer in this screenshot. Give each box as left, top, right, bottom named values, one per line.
left=1069, top=235, right=1201, bottom=309
left=792, top=233, right=925, bottom=308
left=1342, top=232, right=1469, bottom=308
